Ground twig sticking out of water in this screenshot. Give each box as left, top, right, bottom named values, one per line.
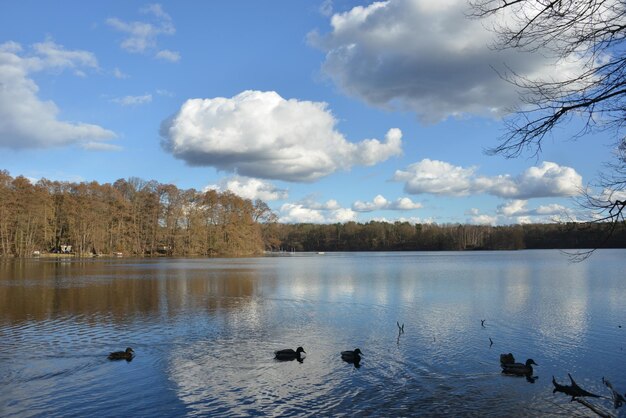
left=552, top=374, right=601, bottom=400
left=602, top=377, right=626, bottom=410
left=553, top=374, right=615, bottom=417
left=489, top=337, right=493, bottom=347
left=481, top=319, right=486, bottom=328
left=553, top=375, right=626, bottom=416
left=396, top=321, right=404, bottom=345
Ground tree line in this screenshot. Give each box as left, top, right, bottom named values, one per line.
left=263, top=221, right=626, bottom=252
left=0, top=171, right=273, bottom=257
left=1, top=170, right=625, bottom=257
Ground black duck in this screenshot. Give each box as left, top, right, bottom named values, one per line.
left=108, top=347, right=134, bottom=361
left=274, top=346, right=306, bottom=361
left=501, top=358, right=537, bottom=376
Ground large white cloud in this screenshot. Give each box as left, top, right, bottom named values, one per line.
left=309, top=0, right=586, bottom=122
left=206, top=176, right=288, bottom=201
left=352, top=194, right=422, bottom=212
left=161, top=90, right=403, bottom=182
left=394, top=160, right=583, bottom=199
left=0, top=41, right=116, bottom=149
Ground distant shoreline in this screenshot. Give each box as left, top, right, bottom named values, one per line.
left=2, top=247, right=626, bottom=260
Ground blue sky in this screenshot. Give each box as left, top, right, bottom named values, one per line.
left=0, top=0, right=617, bottom=224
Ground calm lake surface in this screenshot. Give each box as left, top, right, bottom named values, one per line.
left=1, top=250, right=625, bottom=417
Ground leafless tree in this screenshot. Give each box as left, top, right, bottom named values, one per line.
left=469, top=0, right=626, bottom=230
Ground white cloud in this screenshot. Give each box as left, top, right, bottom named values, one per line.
left=469, top=214, right=498, bottom=225
left=393, top=159, right=583, bottom=199
left=393, top=159, right=476, bottom=196
left=107, top=4, right=177, bottom=59
left=535, top=204, right=568, bottom=215
left=206, top=176, right=288, bottom=201
left=279, top=199, right=357, bottom=223
left=319, top=0, right=334, bottom=16
left=31, top=39, right=98, bottom=70
left=296, top=197, right=342, bottom=211
left=156, top=49, right=180, bottom=62
left=370, top=216, right=434, bottom=225
left=156, top=89, right=174, bottom=97
left=161, top=90, right=402, bottom=182
left=479, top=162, right=584, bottom=199
left=498, top=199, right=528, bottom=217
left=327, top=207, right=358, bottom=223
left=1, top=41, right=21, bottom=54
left=599, top=188, right=626, bottom=202
left=0, top=41, right=116, bottom=149
left=81, top=141, right=123, bottom=151
left=142, top=3, right=171, bottom=20
left=309, top=0, right=587, bottom=122
left=113, top=67, right=129, bottom=79
left=279, top=203, right=326, bottom=223
left=111, top=94, right=153, bottom=106
left=468, top=200, right=572, bottom=225
left=497, top=200, right=569, bottom=218
left=106, top=18, right=156, bottom=53
left=352, top=194, right=422, bottom=212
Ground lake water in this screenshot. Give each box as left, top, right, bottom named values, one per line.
left=1, top=250, right=625, bottom=417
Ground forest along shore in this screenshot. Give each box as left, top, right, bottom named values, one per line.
left=1, top=171, right=625, bottom=258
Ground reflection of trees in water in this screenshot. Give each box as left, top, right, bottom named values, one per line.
left=0, top=260, right=259, bottom=324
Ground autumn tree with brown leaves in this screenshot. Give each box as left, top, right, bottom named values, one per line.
left=0, top=172, right=267, bottom=257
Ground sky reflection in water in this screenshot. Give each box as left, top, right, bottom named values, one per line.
left=0, top=250, right=625, bottom=417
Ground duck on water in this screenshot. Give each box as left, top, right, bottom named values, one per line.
left=108, top=347, right=134, bottom=361
left=274, top=346, right=306, bottom=362
left=500, top=352, right=537, bottom=376
left=341, top=348, right=363, bottom=367
left=501, top=358, right=537, bottom=376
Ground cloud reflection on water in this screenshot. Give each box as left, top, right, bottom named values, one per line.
left=1, top=251, right=625, bottom=416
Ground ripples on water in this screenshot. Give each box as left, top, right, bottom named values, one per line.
left=0, top=250, right=625, bottom=417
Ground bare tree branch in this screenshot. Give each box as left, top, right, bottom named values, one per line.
left=470, top=0, right=626, bottom=230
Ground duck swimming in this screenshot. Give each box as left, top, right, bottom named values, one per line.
left=108, top=347, right=134, bottom=361
left=274, top=346, right=306, bottom=361
left=501, top=358, right=537, bottom=376
left=341, top=348, right=363, bottom=364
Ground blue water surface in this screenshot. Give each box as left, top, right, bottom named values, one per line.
left=0, top=250, right=625, bottom=417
